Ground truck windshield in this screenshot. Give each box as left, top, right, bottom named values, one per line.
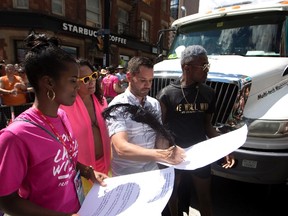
left=168, top=13, right=285, bottom=58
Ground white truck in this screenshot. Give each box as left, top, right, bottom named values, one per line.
left=152, top=1, right=288, bottom=184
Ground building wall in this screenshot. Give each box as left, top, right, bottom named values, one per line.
left=0, top=0, right=171, bottom=67
left=109, top=0, right=171, bottom=67
left=179, top=0, right=199, bottom=18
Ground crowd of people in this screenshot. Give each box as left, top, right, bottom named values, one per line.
left=0, top=33, right=235, bottom=216
left=100, top=65, right=126, bottom=103
left=0, top=56, right=126, bottom=128
left=0, top=59, right=127, bottom=108
left=0, top=62, right=34, bottom=107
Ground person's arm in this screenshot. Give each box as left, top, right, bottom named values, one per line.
left=0, top=78, right=17, bottom=94
left=0, top=192, right=78, bottom=216
left=159, top=100, right=168, bottom=124
left=113, top=81, right=124, bottom=94
left=204, top=113, right=219, bottom=138
left=76, top=162, right=108, bottom=186
left=0, top=87, right=15, bottom=94
left=111, top=131, right=184, bottom=164
left=155, top=134, right=186, bottom=162
left=204, top=113, right=235, bottom=168
left=27, top=86, right=34, bottom=92
left=14, top=82, right=27, bottom=91
left=14, top=77, right=27, bottom=91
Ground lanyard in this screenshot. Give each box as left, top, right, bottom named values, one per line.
left=33, top=108, right=76, bottom=168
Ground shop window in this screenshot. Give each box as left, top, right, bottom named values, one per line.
left=15, top=40, right=26, bottom=64
left=13, top=0, right=29, bottom=9
left=142, top=0, right=151, bottom=5
left=118, top=9, right=129, bottom=34
left=119, top=55, right=129, bottom=68
left=170, top=0, right=179, bottom=20
left=52, top=0, right=65, bottom=16
left=86, top=0, right=102, bottom=28
left=14, top=41, right=78, bottom=63
left=141, top=18, right=150, bottom=42
left=61, top=45, right=78, bottom=58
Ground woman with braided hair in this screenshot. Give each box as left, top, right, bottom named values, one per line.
left=0, top=33, right=107, bottom=216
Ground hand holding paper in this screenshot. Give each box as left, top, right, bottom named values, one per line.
left=159, top=124, right=248, bottom=170
left=77, top=125, right=247, bottom=216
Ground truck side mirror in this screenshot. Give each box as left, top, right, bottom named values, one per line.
left=156, top=27, right=176, bottom=60
left=156, top=32, right=164, bottom=56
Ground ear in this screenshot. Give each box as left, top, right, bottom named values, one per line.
left=40, top=75, right=55, bottom=90
left=126, top=71, right=132, bottom=82
left=182, top=64, right=190, bottom=73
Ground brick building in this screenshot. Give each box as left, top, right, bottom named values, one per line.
left=0, top=0, right=171, bottom=68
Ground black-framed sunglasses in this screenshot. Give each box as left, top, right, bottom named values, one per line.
left=78, top=71, right=98, bottom=84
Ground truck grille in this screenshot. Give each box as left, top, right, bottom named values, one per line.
left=149, top=78, right=239, bottom=125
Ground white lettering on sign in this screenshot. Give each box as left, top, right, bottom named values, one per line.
left=62, top=22, right=98, bottom=38
left=62, top=23, right=128, bottom=44
left=109, top=35, right=127, bottom=45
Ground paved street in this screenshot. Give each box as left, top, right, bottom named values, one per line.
left=185, top=176, right=288, bottom=216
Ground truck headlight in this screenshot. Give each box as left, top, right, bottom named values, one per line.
left=248, top=120, right=288, bottom=137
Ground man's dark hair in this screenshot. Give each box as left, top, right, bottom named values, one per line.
left=106, top=65, right=115, bottom=74
left=127, top=56, right=153, bottom=75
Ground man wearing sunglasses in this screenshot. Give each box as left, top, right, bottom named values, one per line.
left=157, top=45, right=235, bottom=216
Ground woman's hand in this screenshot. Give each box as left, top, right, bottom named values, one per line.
left=77, top=162, right=109, bottom=187
left=89, top=170, right=109, bottom=187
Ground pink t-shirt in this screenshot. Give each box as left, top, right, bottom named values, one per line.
left=102, top=74, right=119, bottom=98
left=0, top=107, right=80, bottom=213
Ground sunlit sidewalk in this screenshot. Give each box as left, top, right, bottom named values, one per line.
left=183, top=207, right=201, bottom=216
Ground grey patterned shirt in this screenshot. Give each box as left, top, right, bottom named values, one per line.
left=106, top=89, right=162, bottom=176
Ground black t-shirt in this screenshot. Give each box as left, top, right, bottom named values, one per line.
left=157, top=79, right=216, bottom=148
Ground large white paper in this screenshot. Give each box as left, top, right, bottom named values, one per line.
left=78, top=167, right=174, bottom=216
left=159, top=124, right=248, bottom=170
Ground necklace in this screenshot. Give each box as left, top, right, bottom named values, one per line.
left=33, top=108, right=76, bottom=168
left=181, top=84, right=199, bottom=105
